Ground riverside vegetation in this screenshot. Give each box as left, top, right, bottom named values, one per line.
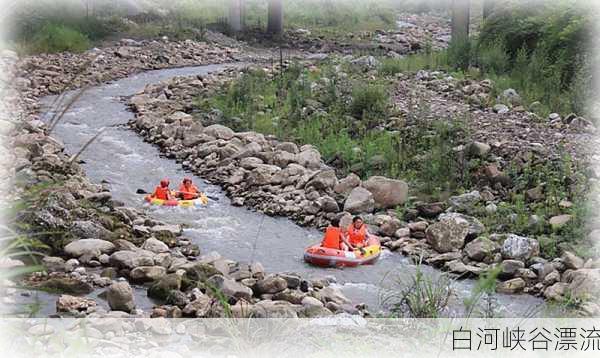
left=2, top=1, right=599, bottom=319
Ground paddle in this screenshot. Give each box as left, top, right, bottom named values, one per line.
left=136, top=188, right=219, bottom=201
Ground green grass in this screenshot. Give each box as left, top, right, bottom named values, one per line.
left=21, top=23, right=91, bottom=54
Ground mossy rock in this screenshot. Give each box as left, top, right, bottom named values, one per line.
left=148, top=273, right=182, bottom=300
left=34, top=277, right=93, bottom=295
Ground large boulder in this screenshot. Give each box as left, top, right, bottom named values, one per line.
left=496, top=278, right=526, bottom=294
left=566, top=268, right=600, bottom=300
left=295, top=148, right=322, bottom=170
left=463, top=237, right=498, bottom=261
left=129, top=266, right=166, bottom=283
left=107, top=280, right=135, bottom=313
left=500, top=234, right=540, bottom=261
left=254, top=275, right=288, bottom=295
left=425, top=216, right=469, bottom=253
left=56, top=294, right=97, bottom=314
left=362, top=176, right=408, bottom=209
left=438, top=213, right=485, bottom=238
left=247, top=164, right=280, bottom=186
left=70, top=221, right=112, bottom=241
left=447, top=191, right=481, bottom=212
left=141, top=237, right=170, bottom=253
left=203, top=124, right=234, bottom=140
left=334, top=173, right=361, bottom=197
left=250, top=300, right=298, bottom=318
left=109, top=250, right=155, bottom=269
left=305, top=170, right=338, bottom=190
left=148, top=273, right=182, bottom=300
left=343, top=187, right=375, bottom=213
left=562, top=251, right=584, bottom=270
left=64, top=239, right=115, bottom=258
left=206, top=275, right=253, bottom=301
left=182, top=294, right=212, bottom=317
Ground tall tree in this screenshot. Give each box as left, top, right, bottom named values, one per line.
left=267, top=0, right=283, bottom=34
left=482, top=0, right=494, bottom=20
left=451, top=0, right=470, bottom=43
left=229, top=0, right=243, bottom=32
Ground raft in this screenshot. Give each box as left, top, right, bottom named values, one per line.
left=144, top=193, right=208, bottom=207
left=304, top=236, right=381, bottom=268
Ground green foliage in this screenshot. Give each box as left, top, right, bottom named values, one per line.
left=349, top=84, right=389, bottom=128
left=383, top=261, right=453, bottom=318
left=26, top=23, right=90, bottom=54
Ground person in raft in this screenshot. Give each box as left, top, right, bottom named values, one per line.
left=347, top=216, right=372, bottom=248
left=176, top=177, right=201, bottom=200
left=152, top=179, right=174, bottom=200
left=321, top=218, right=355, bottom=251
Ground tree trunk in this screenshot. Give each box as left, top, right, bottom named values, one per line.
left=229, top=0, right=243, bottom=32
left=451, top=0, right=470, bottom=43
left=267, top=0, right=283, bottom=34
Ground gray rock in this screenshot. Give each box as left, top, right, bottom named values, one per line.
left=334, top=173, right=361, bottom=196
left=42, top=256, right=66, bottom=273
left=141, top=237, right=170, bottom=253
left=448, top=191, right=481, bottom=212
left=305, top=170, right=338, bottom=190
left=109, top=250, right=155, bottom=269
left=70, top=221, right=113, bottom=240
left=493, top=104, right=509, bottom=114
left=207, top=275, right=253, bottom=301
left=107, top=280, right=135, bottom=312
left=425, top=216, right=470, bottom=253
left=250, top=300, right=298, bottom=318
left=343, top=187, right=375, bottom=213
left=501, top=234, right=540, bottom=261
left=129, top=266, right=166, bottom=283
left=362, top=176, right=408, bottom=209
left=203, top=124, right=234, bottom=140
left=295, top=148, right=322, bottom=170
left=438, top=212, right=485, bottom=238
left=562, top=251, right=584, bottom=270
left=255, top=274, right=288, bottom=294
left=496, top=278, right=526, bottom=294
left=64, top=239, right=115, bottom=258
left=464, top=237, right=498, bottom=261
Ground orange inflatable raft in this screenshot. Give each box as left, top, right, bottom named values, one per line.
left=304, top=236, right=381, bottom=268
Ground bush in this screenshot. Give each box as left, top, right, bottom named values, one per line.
left=29, top=23, right=90, bottom=54
left=349, top=84, right=388, bottom=127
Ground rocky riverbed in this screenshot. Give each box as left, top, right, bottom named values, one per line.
left=1, top=13, right=599, bottom=319
left=126, top=59, right=600, bottom=314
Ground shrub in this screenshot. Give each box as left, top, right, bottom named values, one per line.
left=349, top=84, right=388, bottom=128
left=29, top=23, right=90, bottom=54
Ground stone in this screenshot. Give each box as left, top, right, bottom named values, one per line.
left=64, top=239, right=115, bottom=258
left=376, top=215, right=402, bottom=237
left=425, top=216, right=470, bottom=253
left=70, top=220, right=112, bottom=241
left=206, top=275, right=253, bottom=301
left=37, top=277, right=93, bottom=295
left=438, top=212, right=485, bottom=238
left=295, top=148, right=322, bottom=170
left=109, top=250, right=154, bottom=269
left=448, top=191, right=481, bottom=212
left=549, top=215, right=572, bottom=229
left=56, top=294, right=96, bottom=314
left=301, top=296, right=324, bottom=308
left=525, top=186, right=544, bottom=202
left=426, top=251, right=462, bottom=265
left=416, top=202, right=445, bottom=218
left=275, top=142, right=299, bottom=154
left=343, top=187, right=375, bottom=213
left=318, top=286, right=351, bottom=305
left=42, top=256, right=66, bottom=273
left=501, top=235, right=540, bottom=261
left=182, top=262, right=220, bottom=282
left=444, top=260, right=468, bottom=274
left=496, top=278, right=526, bottom=294
left=407, top=221, right=428, bottom=232
left=468, top=141, right=491, bottom=157
left=500, top=260, right=525, bottom=278
left=148, top=273, right=182, bottom=300
left=316, top=196, right=339, bottom=213
left=250, top=300, right=298, bottom=318
left=254, top=274, right=288, bottom=294
left=561, top=251, right=584, bottom=270
left=107, top=280, right=135, bottom=312
left=182, top=295, right=212, bottom=317
left=141, top=237, right=170, bottom=253
left=543, top=270, right=560, bottom=285
left=362, top=176, right=409, bottom=209
left=493, top=104, right=509, bottom=114
left=305, top=170, right=338, bottom=190
left=203, top=124, right=234, bottom=140
left=544, top=282, right=568, bottom=301
left=464, top=237, right=498, bottom=261
left=247, top=164, right=280, bottom=186
left=395, top=227, right=410, bottom=238
left=334, top=173, right=361, bottom=196
left=566, top=268, right=600, bottom=300
left=129, top=266, right=166, bottom=283
left=499, top=88, right=522, bottom=106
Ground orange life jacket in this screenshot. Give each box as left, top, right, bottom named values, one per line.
left=321, top=226, right=343, bottom=250
left=347, top=224, right=367, bottom=246
left=178, top=184, right=199, bottom=200
left=152, top=186, right=170, bottom=200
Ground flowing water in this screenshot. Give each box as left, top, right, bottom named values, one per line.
left=31, top=63, right=545, bottom=317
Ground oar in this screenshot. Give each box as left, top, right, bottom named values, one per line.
left=136, top=188, right=219, bottom=201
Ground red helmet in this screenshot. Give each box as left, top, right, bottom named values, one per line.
left=160, top=179, right=170, bottom=187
